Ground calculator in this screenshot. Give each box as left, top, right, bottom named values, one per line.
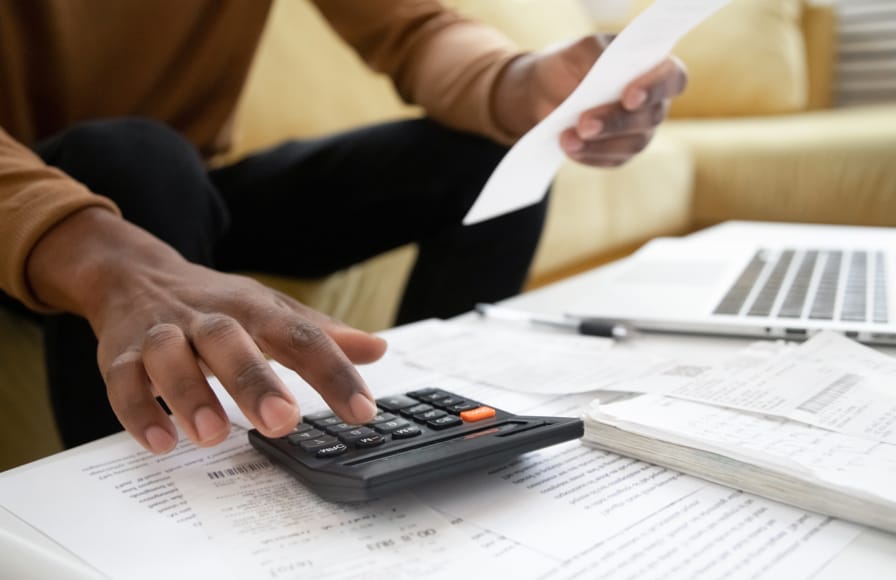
left=248, top=387, right=583, bottom=501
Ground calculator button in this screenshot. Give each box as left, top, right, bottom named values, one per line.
left=303, top=410, right=336, bottom=422
left=286, top=429, right=324, bottom=445
left=415, top=391, right=453, bottom=403
left=392, top=425, right=422, bottom=439
left=309, top=416, right=345, bottom=428
left=299, top=436, right=339, bottom=452
left=432, top=396, right=463, bottom=408
left=400, top=403, right=433, bottom=417
left=355, top=434, right=386, bottom=448
left=413, top=409, right=446, bottom=422
left=373, top=419, right=411, bottom=434
left=338, top=427, right=377, bottom=444
left=406, top=388, right=441, bottom=399
left=446, top=401, right=480, bottom=414
left=292, top=423, right=316, bottom=434
left=315, top=443, right=349, bottom=458
left=368, top=412, right=396, bottom=424
left=376, top=395, right=420, bottom=412
left=324, top=422, right=361, bottom=434
left=460, top=406, right=496, bottom=422
left=427, top=416, right=463, bottom=430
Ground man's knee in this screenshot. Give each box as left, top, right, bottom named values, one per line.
left=38, top=118, right=204, bottom=197
left=36, top=117, right=228, bottom=263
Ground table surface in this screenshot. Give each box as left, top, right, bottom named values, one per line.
left=3, top=225, right=896, bottom=579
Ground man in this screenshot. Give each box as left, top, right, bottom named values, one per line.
left=0, top=0, right=685, bottom=454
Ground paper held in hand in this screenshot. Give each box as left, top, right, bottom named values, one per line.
left=462, top=0, right=731, bottom=225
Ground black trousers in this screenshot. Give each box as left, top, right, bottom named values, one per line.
left=3, top=117, right=548, bottom=447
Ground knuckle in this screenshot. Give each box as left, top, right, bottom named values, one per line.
left=105, top=381, right=148, bottom=420
left=287, top=320, right=330, bottom=354
left=323, top=360, right=358, bottom=389
left=232, top=359, right=275, bottom=395
left=194, top=314, right=241, bottom=344
left=143, top=323, right=184, bottom=352
left=166, top=376, right=207, bottom=400
left=604, top=112, right=626, bottom=133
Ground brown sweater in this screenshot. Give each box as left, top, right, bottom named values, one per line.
left=0, top=0, right=519, bottom=310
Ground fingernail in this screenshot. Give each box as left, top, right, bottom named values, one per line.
left=625, top=89, right=647, bottom=110
left=145, top=425, right=176, bottom=454
left=349, top=392, right=377, bottom=423
left=580, top=118, right=603, bottom=139
left=259, top=395, right=298, bottom=433
left=194, top=406, right=228, bottom=444
left=562, top=133, right=584, bottom=153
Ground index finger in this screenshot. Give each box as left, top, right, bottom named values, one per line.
left=254, top=315, right=378, bottom=426
left=622, top=56, right=688, bottom=111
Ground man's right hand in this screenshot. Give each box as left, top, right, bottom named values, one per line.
left=26, top=208, right=386, bottom=453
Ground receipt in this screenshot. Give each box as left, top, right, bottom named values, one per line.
left=463, top=0, right=730, bottom=225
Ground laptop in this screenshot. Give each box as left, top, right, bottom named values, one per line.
left=567, top=221, right=896, bottom=345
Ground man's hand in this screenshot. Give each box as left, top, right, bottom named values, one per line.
left=27, top=208, right=386, bottom=453
left=493, top=35, right=687, bottom=167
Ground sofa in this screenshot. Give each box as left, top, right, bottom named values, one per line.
left=2, top=0, right=894, bottom=470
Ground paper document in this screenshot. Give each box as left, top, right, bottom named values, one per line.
left=641, top=332, right=896, bottom=443
left=586, top=394, right=896, bottom=531
left=389, top=318, right=666, bottom=394
left=0, top=342, right=865, bottom=580
left=173, top=446, right=498, bottom=579
left=463, top=0, right=731, bottom=224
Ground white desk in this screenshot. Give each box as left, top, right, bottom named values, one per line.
left=3, top=236, right=896, bottom=579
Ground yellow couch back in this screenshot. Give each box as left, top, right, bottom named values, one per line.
left=228, top=0, right=593, bottom=161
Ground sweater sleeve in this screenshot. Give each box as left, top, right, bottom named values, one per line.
left=0, top=127, right=120, bottom=312
left=312, top=0, right=523, bottom=144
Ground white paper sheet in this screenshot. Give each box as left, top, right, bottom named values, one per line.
left=538, top=485, right=860, bottom=580
left=388, top=319, right=671, bottom=395
left=173, top=446, right=498, bottom=580
left=647, top=332, right=896, bottom=443
left=0, top=354, right=864, bottom=580
left=463, top=0, right=731, bottom=224
left=0, top=430, right=249, bottom=579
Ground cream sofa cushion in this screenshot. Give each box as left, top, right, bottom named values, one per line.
left=662, top=104, right=896, bottom=228
left=632, top=0, right=809, bottom=118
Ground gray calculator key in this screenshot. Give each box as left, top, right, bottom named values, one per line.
left=392, top=426, right=422, bottom=439
left=315, top=443, right=348, bottom=458
left=355, top=434, right=386, bottom=448
left=373, top=419, right=410, bottom=434
left=376, top=395, right=420, bottom=412
left=287, top=429, right=324, bottom=445
left=299, top=436, right=339, bottom=453
left=338, top=427, right=377, bottom=443
left=368, top=412, right=396, bottom=424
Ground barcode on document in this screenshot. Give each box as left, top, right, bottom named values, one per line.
left=206, top=460, right=271, bottom=480
left=797, top=374, right=861, bottom=415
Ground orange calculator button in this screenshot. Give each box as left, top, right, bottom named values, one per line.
left=460, top=406, right=496, bottom=422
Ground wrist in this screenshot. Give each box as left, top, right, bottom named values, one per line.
left=491, top=52, right=541, bottom=140
left=26, top=207, right=184, bottom=325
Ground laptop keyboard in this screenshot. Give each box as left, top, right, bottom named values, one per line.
left=713, top=249, right=890, bottom=324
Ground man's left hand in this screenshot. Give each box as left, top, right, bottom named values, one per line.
left=492, top=35, right=687, bottom=167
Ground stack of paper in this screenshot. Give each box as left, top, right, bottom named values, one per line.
left=582, top=331, right=896, bottom=533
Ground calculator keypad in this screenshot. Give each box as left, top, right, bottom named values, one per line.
left=282, top=388, right=495, bottom=458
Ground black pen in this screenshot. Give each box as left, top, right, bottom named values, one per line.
left=474, top=303, right=634, bottom=339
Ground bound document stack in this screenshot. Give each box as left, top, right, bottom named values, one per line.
left=582, top=331, right=896, bottom=534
